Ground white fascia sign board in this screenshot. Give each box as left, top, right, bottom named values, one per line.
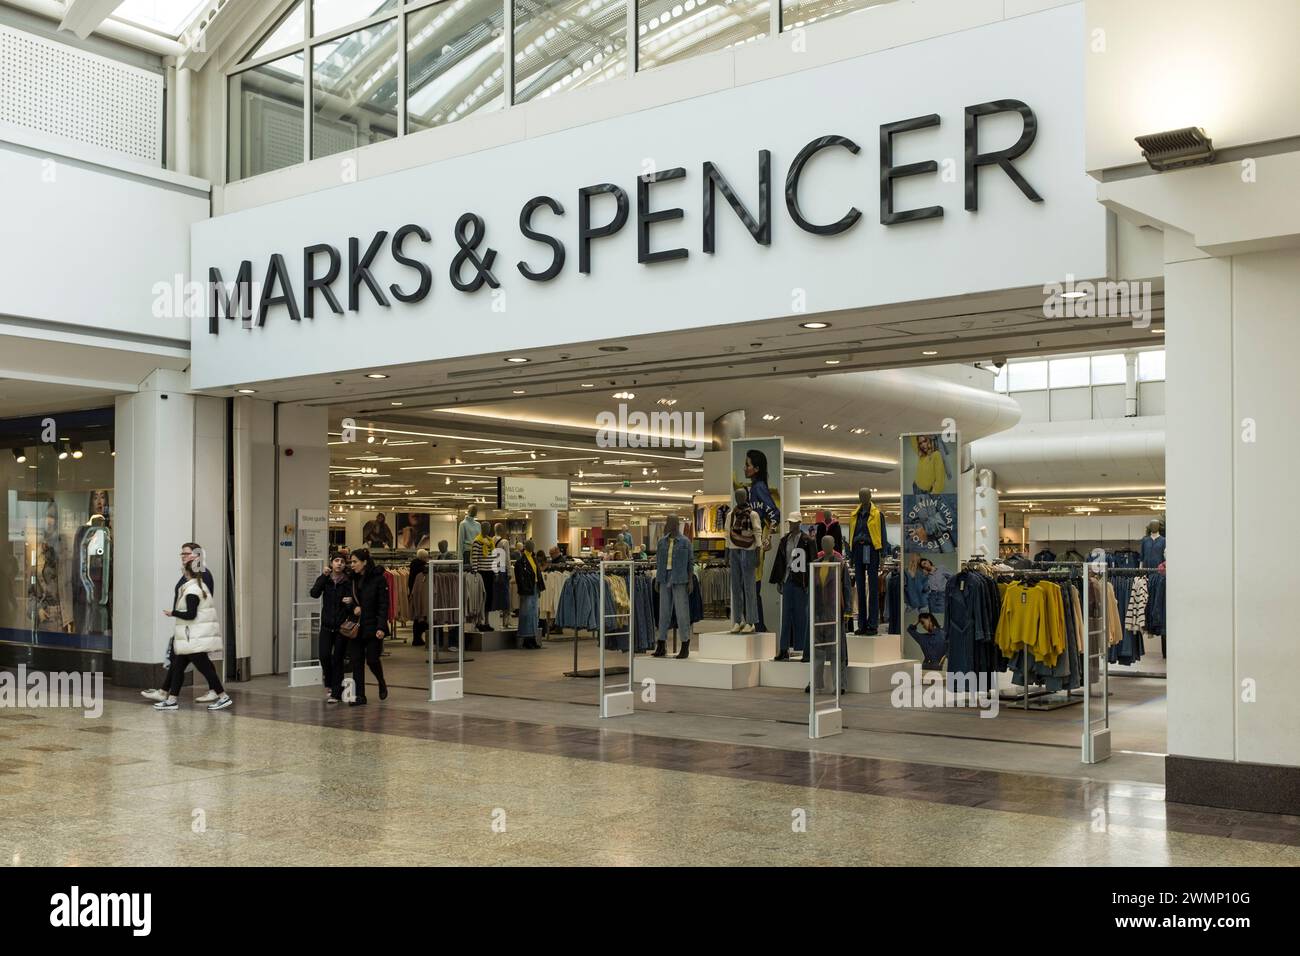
left=191, top=5, right=1103, bottom=389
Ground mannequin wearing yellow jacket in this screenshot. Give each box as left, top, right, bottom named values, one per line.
left=848, top=488, right=889, bottom=634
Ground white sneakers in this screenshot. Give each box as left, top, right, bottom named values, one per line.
left=207, top=694, right=233, bottom=711
left=728, top=623, right=744, bottom=634
left=151, top=693, right=232, bottom=710
left=140, top=689, right=167, bottom=702
left=153, top=698, right=178, bottom=711
left=740, top=624, right=756, bottom=634
left=196, top=690, right=219, bottom=703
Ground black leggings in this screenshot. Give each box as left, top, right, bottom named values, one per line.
left=332, top=636, right=385, bottom=700
left=167, top=653, right=223, bottom=696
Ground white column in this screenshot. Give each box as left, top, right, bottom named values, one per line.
left=111, top=370, right=195, bottom=684
left=232, top=397, right=275, bottom=677
left=532, top=509, right=558, bottom=550
left=782, top=476, right=800, bottom=519
left=275, top=404, right=329, bottom=675
left=1124, top=349, right=1139, bottom=417
left=173, top=66, right=191, bottom=176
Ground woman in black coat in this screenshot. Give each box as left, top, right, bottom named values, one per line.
left=332, top=549, right=390, bottom=706
left=311, top=553, right=350, bottom=701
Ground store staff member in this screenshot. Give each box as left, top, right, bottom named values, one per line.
left=848, top=488, right=888, bottom=636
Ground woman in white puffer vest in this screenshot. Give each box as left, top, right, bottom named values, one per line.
left=154, top=544, right=232, bottom=712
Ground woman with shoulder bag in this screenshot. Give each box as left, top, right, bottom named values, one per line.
left=154, top=544, right=231, bottom=712
left=331, top=549, right=389, bottom=706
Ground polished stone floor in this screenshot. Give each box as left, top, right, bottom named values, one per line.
left=0, top=684, right=1296, bottom=867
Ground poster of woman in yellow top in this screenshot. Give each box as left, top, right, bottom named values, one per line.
left=907, top=434, right=953, bottom=495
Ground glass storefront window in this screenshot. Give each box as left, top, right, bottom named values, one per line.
left=407, top=0, right=506, bottom=132
left=1, top=408, right=114, bottom=653
left=638, top=0, right=769, bottom=72
left=780, top=0, right=895, bottom=32
left=311, top=21, right=400, bottom=159
left=312, top=0, right=398, bottom=37
left=513, top=0, right=627, bottom=104
left=228, top=52, right=306, bottom=180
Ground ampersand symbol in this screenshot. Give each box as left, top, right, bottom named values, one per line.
left=449, top=212, right=500, bottom=292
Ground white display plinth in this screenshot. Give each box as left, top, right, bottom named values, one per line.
left=635, top=655, right=761, bottom=689
left=811, top=707, right=843, bottom=738
left=429, top=677, right=463, bottom=701
left=698, top=630, right=776, bottom=661
left=290, top=664, right=322, bottom=688
left=758, top=659, right=914, bottom=693
left=845, top=634, right=903, bottom=664
left=602, top=690, right=634, bottom=717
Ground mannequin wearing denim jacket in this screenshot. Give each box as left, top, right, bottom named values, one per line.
left=651, top=516, right=694, bottom=659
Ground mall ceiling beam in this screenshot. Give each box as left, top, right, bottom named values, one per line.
left=8, top=0, right=184, bottom=54
left=57, top=0, right=126, bottom=39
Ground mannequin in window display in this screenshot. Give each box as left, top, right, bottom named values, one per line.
left=492, top=522, right=512, bottom=630
left=73, top=489, right=112, bottom=635
left=31, top=542, right=63, bottom=632
left=458, top=504, right=481, bottom=566
left=725, top=487, right=762, bottom=633
left=651, top=515, right=694, bottom=659
left=1140, top=520, right=1166, bottom=569
left=848, top=487, right=888, bottom=636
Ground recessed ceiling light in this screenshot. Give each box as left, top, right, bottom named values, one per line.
left=761, top=413, right=781, bottom=422
left=580, top=383, right=595, bottom=388
left=598, top=345, right=628, bottom=352
left=922, top=350, right=938, bottom=356
left=799, top=321, right=831, bottom=329
left=1151, top=328, right=1165, bottom=335
left=612, top=391, right=635, bottom=400
left=1059, top=291, right=1087, bottom=300
left=237, top=388, right=257, bottom=394
left=513, top=389, right=526, bottom=395
left=390, top=402, right=404, bottom=406
left=366, top=373, right=389, bottom=380
left=505, top=357, right=530, bottom=364
left=824, top=359, right=841, bottom=365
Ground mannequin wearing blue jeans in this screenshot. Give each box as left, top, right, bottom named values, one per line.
left=850, top=489, right=888, bottom=635
left=651, top=516, right=694, bottom=659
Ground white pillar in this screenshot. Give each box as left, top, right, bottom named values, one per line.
left=111, top=370, right=196, bottom=686
left=972, top=469, right=999, bottom=561
left=274, top=404, right=329, bottom=675
left=532, top=509, right=558, bottom=550
left=1124, top=349, right=1139, bottom=417
left=173, top=66, right=191, bottom=176
left=782, top=476, right=800, bottom=520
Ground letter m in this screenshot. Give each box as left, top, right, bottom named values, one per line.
left=208, top=261, right=254, bottom=334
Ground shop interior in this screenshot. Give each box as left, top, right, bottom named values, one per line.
left=299, top=325, right=1169, bottom=763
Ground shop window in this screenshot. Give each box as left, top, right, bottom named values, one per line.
left=312, top=0, right=398, bottom=37
left=1007, top=360, right=1047, bottom=392
left=513, top=0, right=628, bottom=104
left=1090, top=353, right=1126, bottom=385
left=638, top=0, right=770, bottom=73
left=243, top=1, right=305, bottom=61
left=311, top=21, right=400, bottom=159
left=780, top=0, right=895, bottom=32
left=1138, top=349, right=1166, bottom=382
left=228, top=52, right=306, bottom=180
left=1048, top=356, right=1090, bottom=389
left=1, top=408, right=114, bottom=653
left=407, top=0, right=506, bottom=132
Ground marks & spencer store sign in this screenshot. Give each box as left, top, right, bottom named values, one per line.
left=191, top=3, right=1103, bottom=388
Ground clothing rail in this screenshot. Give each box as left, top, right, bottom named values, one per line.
left=993, top=561, right=1092, bottom=711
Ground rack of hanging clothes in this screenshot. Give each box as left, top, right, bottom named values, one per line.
left=937, top=560, right=1006, bottom=694
left=555, top=566, right=624, bottom=678
left=695, top=559, right=730, bottom=617
left=1105, top=566, right=1165, bottom=670
left=993, top=564, right=1093, bottom=711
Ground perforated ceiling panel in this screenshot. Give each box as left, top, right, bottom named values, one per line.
left=0, top=24, right=163, bottom=165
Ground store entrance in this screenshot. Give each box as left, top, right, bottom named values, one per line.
left=291, top=336, right=1168, bottom=775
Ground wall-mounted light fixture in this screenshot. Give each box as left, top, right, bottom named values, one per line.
left=1135, top=127, right=1215, bottom=171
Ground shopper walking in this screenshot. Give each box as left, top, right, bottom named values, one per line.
left=154, top=544, right=231, bottom=711
left=331, top=548, right=389, bottom=706
left=409, top=548, right=430, bottom=647
left=141, top=542, right=218, bottom=704
left=514, top=539, right=545, bottom=649
left=311, top=553, right=350, bottom=700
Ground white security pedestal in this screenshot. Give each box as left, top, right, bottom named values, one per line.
left=811, top=707, right=842, bottom=738
left=846, top=634, right=903, bottom=664
left=603, top=690, right=634, bottom=717
left=1084, top=727, right=1112, bottom=764
left=465, top=629, right=518, bottom=652
left=429, top=677, right=463, bottom=701
left=635, top=655, right=762, bottom=689
left=698, top=630, right=776, bottom=661
left=290, top=664, right=322, bottom=688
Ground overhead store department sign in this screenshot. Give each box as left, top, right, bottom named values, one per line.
left=190, top=5, right=1101, bottom=388
left=497, top=476, right=569, bottom=511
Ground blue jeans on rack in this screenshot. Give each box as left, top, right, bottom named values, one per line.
left=729, top=549, right=759, bottom=625
left=779, top=579, right=808, bottom=655
left=657, top=582, right=692, bottom=644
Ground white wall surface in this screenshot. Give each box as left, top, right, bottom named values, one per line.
left=0, top=136, right=208, bottom=341
left=275, top=404, right=328, bottom=674
left=1085, top=0, right=1300, bottom=172
left=191, top=4, right=1107, bottom=388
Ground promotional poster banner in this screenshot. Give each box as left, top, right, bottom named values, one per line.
left=731, top=438, right=783, bottom=632
left=900, top=433, right=959, bottom=667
